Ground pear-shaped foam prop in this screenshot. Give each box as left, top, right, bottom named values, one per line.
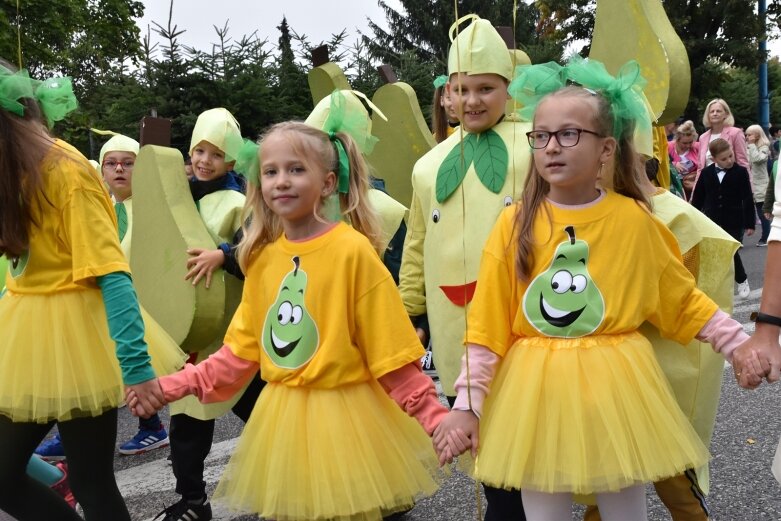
left=589, top=0, right=690, bottom=124
left=523, top=226, right=605, bottom=337
left=368, top=81, right=435, bottom=207
left=130, top=145, right=242, bottom=351
left=308, top=62, right=352, bottom=106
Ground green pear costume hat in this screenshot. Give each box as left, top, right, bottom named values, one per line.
left=189, top=108, right=243, bottom=162
left=447, top=14, right=513, bottom=81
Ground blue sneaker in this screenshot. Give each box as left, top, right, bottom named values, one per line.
left=35, top=433, right=65, bottom=461
left=119, top=427, right=169, bottom=455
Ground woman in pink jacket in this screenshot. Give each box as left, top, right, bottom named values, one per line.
left=697, top=98, right=749, bottom=177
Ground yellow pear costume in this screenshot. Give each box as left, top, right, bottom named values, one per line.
left=399, top=15, right=531, bottom=394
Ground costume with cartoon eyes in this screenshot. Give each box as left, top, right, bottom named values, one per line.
left=213, top=223, right=439, bottom=519
left=468, top=192, right=720, bottom=494
left=398, top=15, right=531, bottom=396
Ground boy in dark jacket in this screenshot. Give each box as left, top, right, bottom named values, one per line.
left=691, top=138, right=755, bottom=299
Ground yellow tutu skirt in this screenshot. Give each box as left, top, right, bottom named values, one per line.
left=141, top=307, right=187, bottom=376
left=0, top=290, right=124, bottom=423
left=475, top=332, right=710, bottom=494
left=214, top=380, right=441, bottom=520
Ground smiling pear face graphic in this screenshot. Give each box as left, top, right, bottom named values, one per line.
left=523, top=226, right=605, bottom=337
left=262, top=256, right=320, bottom=369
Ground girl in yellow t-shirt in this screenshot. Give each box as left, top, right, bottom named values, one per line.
left=433, top=59, right=757, bottom=521
left=0, top=63, right=164, bottom=519
left=129, top=120, right=448, bottom=520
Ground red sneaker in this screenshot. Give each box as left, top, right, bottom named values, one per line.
left=50, top=461, right=77, bottom=509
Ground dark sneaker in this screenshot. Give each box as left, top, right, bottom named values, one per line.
left=119, top=427, right=169, bottom=455
left=155, top=497, right=212, bottom=521
left=35, top=433, right=65, bottom=461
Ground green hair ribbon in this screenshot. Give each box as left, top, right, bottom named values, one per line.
left=235, top=139, right=260, bottom=186
left=329, top=132, right=350, bottom=194
left=433, top=75, right=448, bottom=89
left=510, top=56, right=649, bottom=139
left=0, top=64, right=77, bottom=127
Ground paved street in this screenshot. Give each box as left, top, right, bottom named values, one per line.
left=3, top=237, right=780, bottom=520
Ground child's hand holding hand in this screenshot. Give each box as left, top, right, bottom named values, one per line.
left=432, top=410, right=478, bottom=466
left=185, top=248, right=225, bottom=288
left=125, top=378, right=166, bottom=418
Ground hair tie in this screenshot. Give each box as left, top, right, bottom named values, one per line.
left=433, top=75, right=448, bottom=89
left=328, top=132, right=350, bottom=194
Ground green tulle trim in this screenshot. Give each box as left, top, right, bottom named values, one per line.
left=235, top=139, right=260, bottom=186
left=510, top=56, right=649, bottom=140
left=0, top=64, right=77, bottom=127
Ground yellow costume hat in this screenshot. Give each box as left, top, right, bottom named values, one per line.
left=304, top=89, right=387, bottom=154
left=92, top=129, right=140, bottom=165
left=447, top=14, right=513, bottom=80
left=189, top=108, right=243, bottom=162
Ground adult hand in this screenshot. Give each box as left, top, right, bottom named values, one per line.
left=416, top=327, right=428, bottom=346
left=746, top=228, right=755, bottom=237
left=185, top=248, right=225, bottom=288
left=732, top=332, right=781, bottom=389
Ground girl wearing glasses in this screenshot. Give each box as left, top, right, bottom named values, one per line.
left=434, top=59, right=756, bottom=521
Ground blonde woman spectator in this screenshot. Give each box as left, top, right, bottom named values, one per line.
left=697, top=98, right=749, bottom=175
left=668, top=120, right=700, bottom=199
left=746, top=124, right=771, bottom=245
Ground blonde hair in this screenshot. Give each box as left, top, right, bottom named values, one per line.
left=514, top=86, right=650, bottom=281
left=702, top=98, right=735, bottom=128
left=745, top=124, right=770, bottom=148
left=237, top=122, right=382, bottom=272
left=675, top=120, right=698, bottom=142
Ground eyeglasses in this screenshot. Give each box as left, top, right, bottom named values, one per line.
left=525, top=128, right=603, bottom=149
left=102, top=160, right=135, bottom=170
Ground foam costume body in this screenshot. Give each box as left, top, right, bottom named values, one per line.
left=171, top=223, right=440, bottom=520
left=0, top=141, right=134, bottom=421
left=399, top=15, right=531, bottom=394
left=99, top=134, right=187, bottom=377
left=644, top=189, right=739, bottom=493
left=468, top=191, right=719, bottom=494
left=170, top=108, right=248, bottom=421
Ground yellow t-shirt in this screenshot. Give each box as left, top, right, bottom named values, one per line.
left=466, top=190, right=718, bottom=356
left=6, top=140, right=128, bottom=294
left=225, top=222, right=424, bottom=388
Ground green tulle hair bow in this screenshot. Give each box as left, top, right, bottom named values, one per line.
left=433, top=75, right=448, bottom=89
left=235, top=139, right=260, bottom=186
left=0, top=64, right=77, bottom=127
left=510, top=56, right=649, bottom=140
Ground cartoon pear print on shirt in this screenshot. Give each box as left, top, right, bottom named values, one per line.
left=523, top=226, right=605, bottom=337
left=9, top=250, right=29, bottom=279
left=262, top=256, right=320, bottom=369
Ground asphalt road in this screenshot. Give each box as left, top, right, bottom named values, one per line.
left=3, top=236, right=779, bottom=521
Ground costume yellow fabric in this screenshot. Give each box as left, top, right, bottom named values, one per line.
left=468, top=191, right=719, bottom=494
left=215, top=223, right=438, bottom=519
left=400, top=121, right=530, bottom=394
left=654, top=125, right=672, bottom=189
left=0, top=140, right=127, bottom=422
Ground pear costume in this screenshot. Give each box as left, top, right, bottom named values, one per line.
left=399, top=15, right=531, bottom=394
